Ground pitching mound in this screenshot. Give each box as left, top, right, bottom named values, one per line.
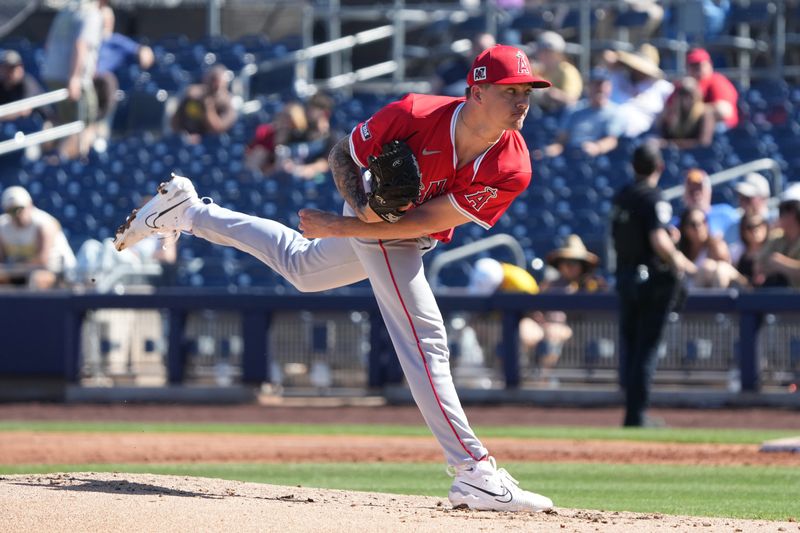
left=0, top=473, right=794, bottom=532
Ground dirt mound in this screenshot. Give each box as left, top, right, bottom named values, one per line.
left=0, top=473, right=795, bottom=533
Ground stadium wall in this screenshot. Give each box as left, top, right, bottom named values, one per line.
left=1, top=290, right=798, bottom=405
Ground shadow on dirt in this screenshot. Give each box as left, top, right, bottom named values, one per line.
left=9, top=476, right=223, bottom=499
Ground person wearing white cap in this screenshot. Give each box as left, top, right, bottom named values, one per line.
left=754, top=184, right=800, bottom=289
left=734, top=172, right=771, bottom=219
left=0, top=186, right=75, bottom=289
left=723, top=172, right=774, bottom=247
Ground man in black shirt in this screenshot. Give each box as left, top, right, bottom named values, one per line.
left=610, top=140, right=696, bottom=427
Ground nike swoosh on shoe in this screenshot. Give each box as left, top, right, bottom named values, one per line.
left=145, top=197, right=192, bottom=229
left=460, top=481, right=514, bottom=504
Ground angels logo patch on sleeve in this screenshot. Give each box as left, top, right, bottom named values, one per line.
left=464, top=186, right=498, bottom=211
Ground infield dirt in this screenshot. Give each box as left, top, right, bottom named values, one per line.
left=2, top=404, right=798, bottom=531
left=1, top=472, right=798, bottom=533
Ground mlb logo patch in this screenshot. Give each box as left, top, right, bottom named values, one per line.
left=473, top=66, right=487, bottom=82
left=360, top=121, right=371, bottom=140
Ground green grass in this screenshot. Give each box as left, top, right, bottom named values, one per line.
left=0, top=420, right=796, bottom=445
left=1, top=462, right=797, bottom=520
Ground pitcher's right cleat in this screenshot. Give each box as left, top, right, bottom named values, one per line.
left=448, top=456, right=554, bottom=513
left=113, top=173, right=200, bottom=251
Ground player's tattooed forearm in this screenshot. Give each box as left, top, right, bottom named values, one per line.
left=329, top=138, right=368, bottom=209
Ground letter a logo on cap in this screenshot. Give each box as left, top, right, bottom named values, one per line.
left=516, top=51, right=530, bottom=75
left=473, top=66, right=487, bottom=82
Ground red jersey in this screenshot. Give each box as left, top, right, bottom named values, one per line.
left=698, top=72, right=739, bottom=128
left=349, top=93, right=531, bottom=243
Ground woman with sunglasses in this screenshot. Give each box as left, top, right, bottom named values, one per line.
left=678, top=207, right=746, bottom=288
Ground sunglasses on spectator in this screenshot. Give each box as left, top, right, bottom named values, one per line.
left=686, top=219, right=706, bottom=228
left=5, top=206, right=24, bottom=216
left=744, top=223, right=766, bottom=230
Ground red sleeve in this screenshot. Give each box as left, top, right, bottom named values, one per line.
left=448, top=171, right=530, bottom=229
left=706, top=75, right=738, bottom=107
left=348, top=95, right=414, bottom=168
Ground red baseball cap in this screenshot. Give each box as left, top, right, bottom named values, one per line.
left=467, top=45, right=551, bottom=88
left=687, top=48, right=711, bottom=65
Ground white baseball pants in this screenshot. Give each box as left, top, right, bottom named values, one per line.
left=191, top=202, right=488, bottom=466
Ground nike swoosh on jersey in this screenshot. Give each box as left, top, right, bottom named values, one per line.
left=460, top=481, right=514, bottom=503
left=422, top=148, right=441, bottom=156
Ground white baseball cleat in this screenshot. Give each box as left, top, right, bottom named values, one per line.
left=448, top=456, right=554, bottom=513
left=113, top=173, right=200, bottom=251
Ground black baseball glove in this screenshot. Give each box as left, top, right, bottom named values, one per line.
left=367, top=140, right=422, bottom=223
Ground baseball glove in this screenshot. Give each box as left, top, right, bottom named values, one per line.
left=367, top=140, right=422, bottom=223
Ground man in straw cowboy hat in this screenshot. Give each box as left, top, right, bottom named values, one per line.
left=527, top=235, right=607, bottom=384
left=603, top=44, right=674, bottom=137
left=542, top=234, right=607, bottom=293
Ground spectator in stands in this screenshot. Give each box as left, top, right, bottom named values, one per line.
left=0, top=50, right=48, bottom=121
left=73, top=232, right=177, bottom=288
left=465, top=257, right=539, bottom=373
left=171, top=64, right=237, bottom=142
left=656, top=76, right=715, bottom=149
left=40, top=0, right=103, bottom=159
left=754, top=185, right=800, bottom=289
left=723, top=172, right=773, bottom=245
left=430, top=33, right=496, bottom=97
left=686, top=48, right=739, bottom=130
left=735, top=172, right=772, bottom=220
left=245, top=101, right=312, bottom=175
left=280, top=93, right=341, bottom=181
left=468, top=256, right=569, bottom=385
left=533, top=236, right=607, bottom=381
left=536, top=68, right=624, bottom=159
left=0, top=186, right=76, bottom=289
left=542, top=235, right=607, bottom=293
left=730, top=213, right=769, bottom=285
left=530, top=31, right=582, bottom=113
left=677, top=207, right=745, bottom=288
left=595, top=1, right=665, bottom=43
left=603, top=44, right=673, bottom=137
left=680, top=168, right=739, bottom=239
left=93, top=0, right=154, bottom=140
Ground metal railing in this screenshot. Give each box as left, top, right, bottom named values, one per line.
left=0, top=88, right=85, bottom=156
left=428, top=233, right=527, bottom=290
left=662, top=158, right=784, bottom=202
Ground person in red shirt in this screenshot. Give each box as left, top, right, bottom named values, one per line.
left=113, top=45, right=554, bottom=513
left=686, top=48, right=739, bottom=129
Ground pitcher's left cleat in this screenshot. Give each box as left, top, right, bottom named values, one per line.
left=114, top=173, right=200, bottom=251
left=448, top=456, right=554, bottom=513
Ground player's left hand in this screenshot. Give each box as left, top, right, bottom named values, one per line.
left=298, top=208, right=341, bottom=238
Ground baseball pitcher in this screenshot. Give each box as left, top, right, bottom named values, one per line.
left=114, top=44, right=553, bottom=512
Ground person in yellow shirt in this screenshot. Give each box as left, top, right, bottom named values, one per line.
left=531, top=32, right=583, bottom=112
left=470, top=245, right=604, bottom=386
